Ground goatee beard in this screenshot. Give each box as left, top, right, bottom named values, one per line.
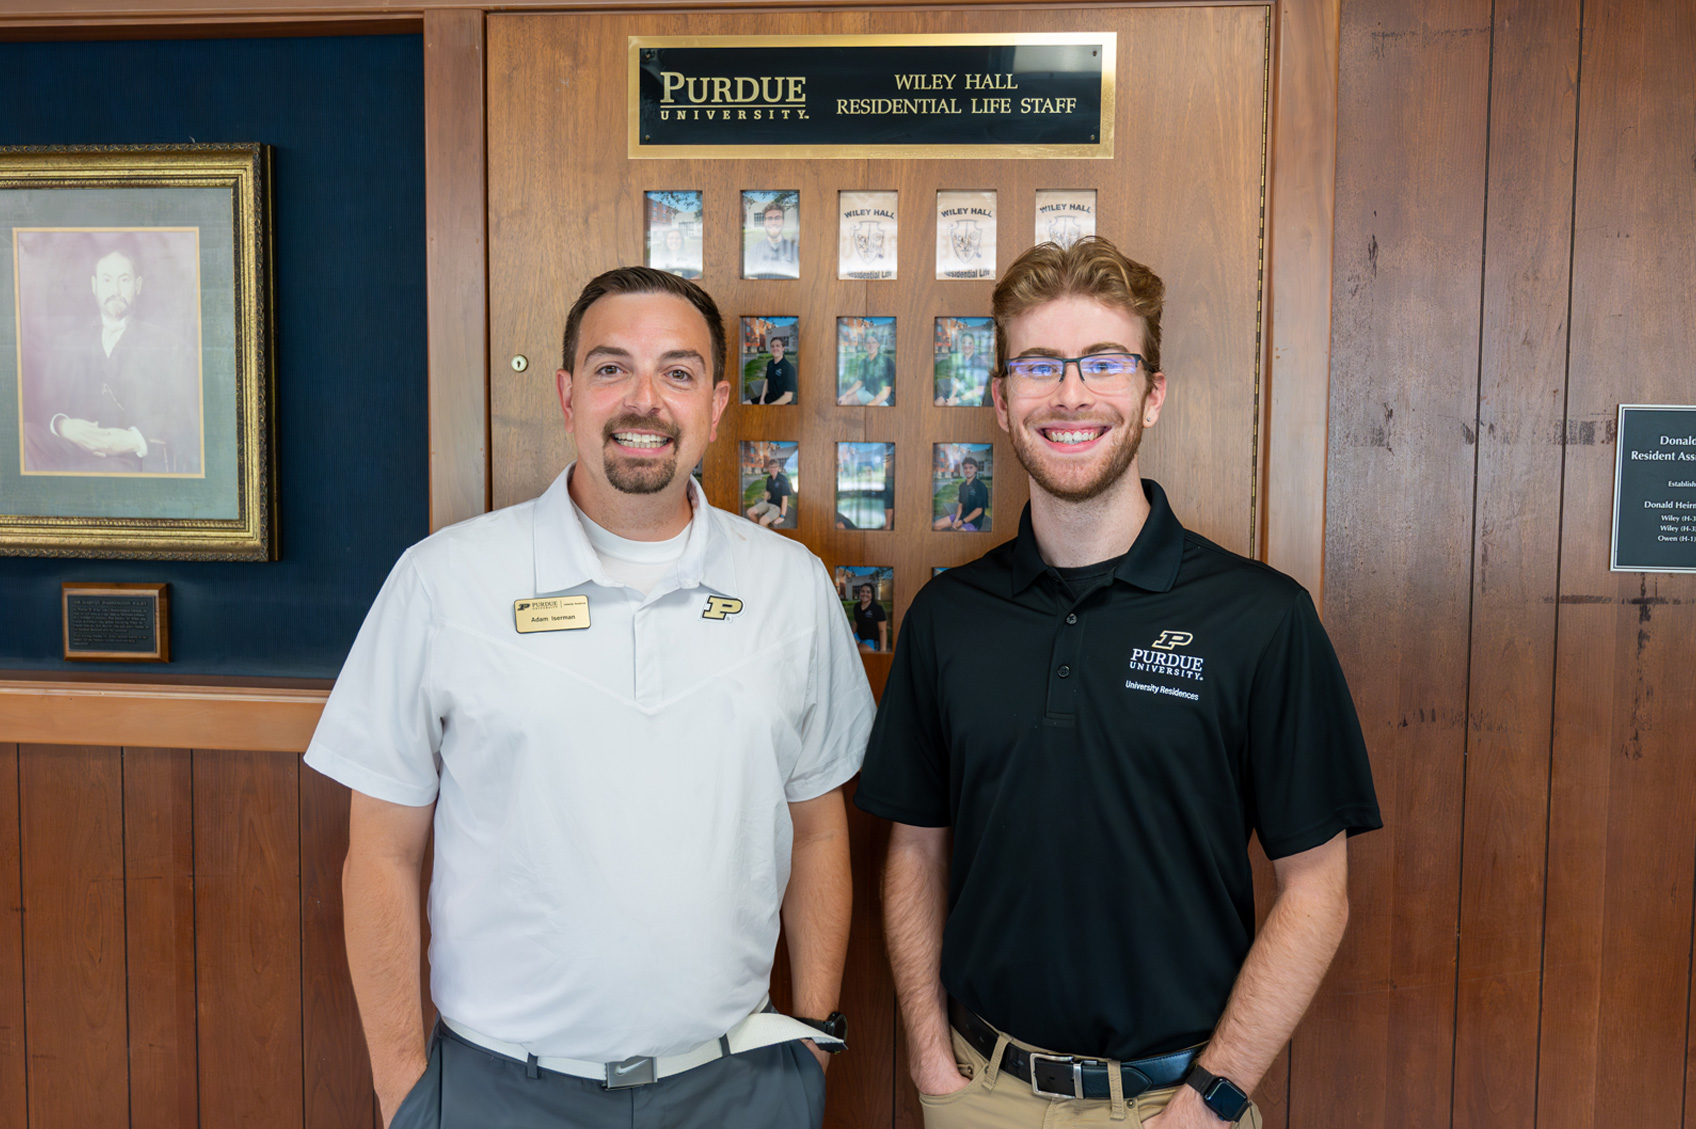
left=1009, top=405, right=1145, bottom=504
left=602, top=414, right=680, bottom=496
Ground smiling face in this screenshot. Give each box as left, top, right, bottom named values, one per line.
left=770, top=336, right=786, bottom=360
left=763, top=205, right=786, bottom=240
left=858, top=584, right=874, bottom=606
left=91, top=251, right=141, bottom=321
left=557, top=291, right=730, bottom=505
left=992, top=294, right=1166, bottom=504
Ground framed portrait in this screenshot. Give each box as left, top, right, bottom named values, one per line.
left=740, top=315, right=798, bottom=405
left=741, top=439, right=798, bottom=530
left=933, top=442, right=993, bottom=532
left=835, top=441, right=894, bottom=531
left=741, top=190, right=799, bottom=280
left=0, top=144, right=275, bottom=560
left=934, top=316, right=994, bottom=406
left=836, top=316, right=896, bottom=406
left=645, top=190, right=704, bottom=279
left=833, top=564, right=894, bottom=653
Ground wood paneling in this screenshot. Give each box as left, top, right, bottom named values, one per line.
left=1450, top=2, right=1580, bottom=1126
left=194, top=749, right=303, bottom=1129
left=0, top=678, right=327, bottom=753
left=301, top=769, right=375, bottom=1129
left=0, top=744, right=24, bottom=1129
left=18, top=745, right=130, bottom=1125
left=426, top=7, right=492, bottom=531
left=123, top=747, right=200, bottom=1129
left=1315, top=2, right=1493, bottom=1127
left=1263, top=0, right=1338, bottom=601
left=1539, top=3, right=1696, bottom=1127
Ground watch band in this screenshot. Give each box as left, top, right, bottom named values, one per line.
left=1183, top=1063, right=1250, bottom=1122
left=796, top=1011, right=847, bottom=1051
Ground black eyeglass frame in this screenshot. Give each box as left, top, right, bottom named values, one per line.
left=999, top=352, right=1149, bottom=385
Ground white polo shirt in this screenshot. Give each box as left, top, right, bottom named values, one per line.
left=305, top=467, right=874, bottom=1060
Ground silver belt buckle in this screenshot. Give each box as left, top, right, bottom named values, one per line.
left=604, top=1055, right=657, bottom=1089
left=1027, top=1052, right=1084, bottom=1099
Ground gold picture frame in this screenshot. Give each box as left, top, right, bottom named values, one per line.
left=0, top=143, right=275, bottom=560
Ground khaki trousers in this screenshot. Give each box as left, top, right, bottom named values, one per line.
left=918, top=1026, right=1261, bottom=1129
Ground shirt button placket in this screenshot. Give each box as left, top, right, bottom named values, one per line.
left=1046, top=605, right=1086, bottom=718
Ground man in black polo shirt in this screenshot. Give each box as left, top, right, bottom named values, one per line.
left=755, top=334, right=796, bottom=405
left=933, top=457, right=988, bottom=532
left=856, top=237, right=1380, bottom=1128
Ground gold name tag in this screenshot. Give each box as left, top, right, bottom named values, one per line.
left=513, top=595, right=591, bottom=633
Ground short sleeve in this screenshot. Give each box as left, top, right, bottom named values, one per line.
left=853, top=590, right=952, bottom=827
left=303, top=549, right=444, bottom=807
left=1246, top=589, right=1383, bottom=857
left=785, top=559, right=876, bottom=802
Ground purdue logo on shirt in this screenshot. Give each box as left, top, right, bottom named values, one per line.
left=1150, top=630, right=1194, bottom=651
left=702, top=595, right=744, bottom=620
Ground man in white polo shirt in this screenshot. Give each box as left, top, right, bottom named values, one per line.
left=306, top=266, right=875, bottom=1128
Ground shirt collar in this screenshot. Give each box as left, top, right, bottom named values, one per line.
left=533, top=463, right=737, bottom=598
left=1008, top=478, right=1186, bottom=596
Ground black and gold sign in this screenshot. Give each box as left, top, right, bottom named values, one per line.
left=630, top=34, right=1114, bottom=159
left=62, top=581, right=169, bottom=662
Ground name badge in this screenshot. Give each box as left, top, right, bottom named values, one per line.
left=513, top=595, right=590, bottom=633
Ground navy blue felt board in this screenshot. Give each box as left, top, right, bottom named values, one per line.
left=0, top=35, right=427, bottom=677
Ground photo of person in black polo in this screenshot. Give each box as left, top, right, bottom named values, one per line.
left=741, top=316, right=799, bottom=405
left=932, top=446, right=990, bottom=532
left=741, top=441, right=798, bottom=530
left=857, top=238, right=1381, bottom=1129
left=834, top=565, right=894, bottom=652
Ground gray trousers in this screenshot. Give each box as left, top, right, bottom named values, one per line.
left=392, top=1022, right=827, bottom=1129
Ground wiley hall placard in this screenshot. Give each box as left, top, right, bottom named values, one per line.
left=629, top=33, right=1114, bottom=159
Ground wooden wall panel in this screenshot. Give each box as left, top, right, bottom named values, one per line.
left=1539, top=3, right=1696, bottom=1127
left=17, top=745, right=130, bottom=1126
left=301, top=770, right=375, bottom=1129
left=195, top=749, right=304, bottom=1129
left=0, top=744, right=24, bottom=1129
left=123, top=747, right=201, bottom=1129
left=1314, top=2, right=1492, bottom=1127
left=1450, top=1, right=1581, bottom=1126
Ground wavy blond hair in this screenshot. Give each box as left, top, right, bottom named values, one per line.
left=991, top=236, right=1165, bottom=377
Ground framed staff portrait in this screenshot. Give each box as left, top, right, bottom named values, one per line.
left=933, top=442, right=993, bottom=532
left=834, top=564, right=894, bottom=653
left=837, top=316, right=896, bottom=407
left=834, top=441, right=894, bottom=531
left=741, top=439, right=798, bottom=530
left=741, top=189, right=799, bottom=280
left=644, top=189, right=704, bottom=279
left=0, top=144, right=274, bottom=560
left=740, top=315, right=798, bottom=405
left=934, top=316, right=994, bottom=406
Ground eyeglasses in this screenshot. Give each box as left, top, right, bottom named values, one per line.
left=1002, top=352, right=1147, bottom=391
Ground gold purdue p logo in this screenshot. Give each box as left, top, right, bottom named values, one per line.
left=702, top=596, right=744, bottom=620
left=1151, top=630, right=1194, bottom=651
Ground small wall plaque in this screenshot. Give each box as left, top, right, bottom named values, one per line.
left=1612, top=405, right=1696, bottom=574
left=62, top=582, right=169, bottom=662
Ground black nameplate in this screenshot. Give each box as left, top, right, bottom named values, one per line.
left=1612, top=405, right=1696, bottom=573
left=632, top=35, right=1111, bottom=157
left=62, top=583, right=170, bottom=662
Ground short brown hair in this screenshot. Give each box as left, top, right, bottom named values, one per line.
left=561, top=266, right=727, bottom=384
left=991, top=236, right=1165, bottom=376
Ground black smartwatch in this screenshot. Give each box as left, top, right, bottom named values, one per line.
left=1184, top=1063, right=1250, bottom=1122
left=797, top=1012, right=847, bottom=1052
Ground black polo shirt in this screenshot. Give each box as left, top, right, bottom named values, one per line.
left=765, top=472, right=792, bottom=502
left=762, top=357, right=797, bottom=403
left=855, top=480, right=1380, bottom=1061
left=854, top=599, right=887, bottom=646
left=957, top=476, right=989, bottom=528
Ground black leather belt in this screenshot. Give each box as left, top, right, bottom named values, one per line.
left=947, top=998, right=1201, bottom=1101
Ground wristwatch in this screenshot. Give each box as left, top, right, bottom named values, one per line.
left=797, top=1012, right=847, bottom=1052
left=1184, top=1063, right=1250, bottom=1122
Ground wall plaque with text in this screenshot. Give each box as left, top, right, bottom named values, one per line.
left=1612, top=404, right=1696, bottom=573
left=629, top=34, right=1114, bottom=159
left=62, top=581, right=170, bottom=661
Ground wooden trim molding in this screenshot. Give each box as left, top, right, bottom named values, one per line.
left=1261, top=0, right=1339, bottom=607
left=0, top=678, right=327, bottom=752
left=425, top=8, right=492, bottom=531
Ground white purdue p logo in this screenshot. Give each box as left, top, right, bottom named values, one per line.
left=1151, top=630, right=1194, bottom=651
left=702, top=596, right=744, bottom=621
